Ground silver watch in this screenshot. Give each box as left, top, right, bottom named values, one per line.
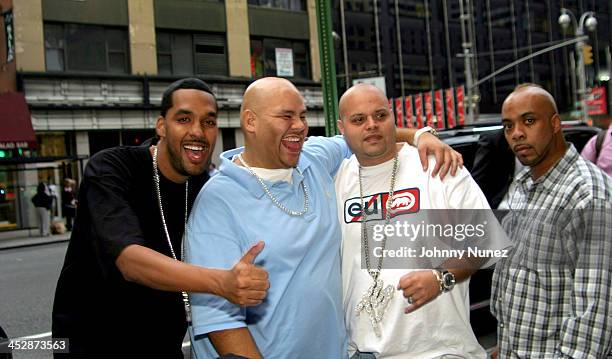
left=441, top=270, right=456, bottom=292
left=433, top=269, right=455, bottom=292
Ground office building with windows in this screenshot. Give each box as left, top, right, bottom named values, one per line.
left=332, top=0, right=611, bottom=114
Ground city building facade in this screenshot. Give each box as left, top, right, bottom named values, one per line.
left=1, top=0, right=325, bottom=231
left=2, top=0, right=610, bottom=232
left=332, top=0, right=611, bottom=115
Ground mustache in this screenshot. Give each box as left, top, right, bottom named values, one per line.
left=512, top=144, right=532, bottom=152
left=364, top=132, right=383, bottom=140
left=283, top=131, right=306, bottom=138
left=183, top=138, right=210, bottom=148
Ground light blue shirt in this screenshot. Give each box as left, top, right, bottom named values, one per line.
left=186, top=136, right=351, bottom=359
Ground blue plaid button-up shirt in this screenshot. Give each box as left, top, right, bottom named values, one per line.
left=491, top=145, right=612, bottom=358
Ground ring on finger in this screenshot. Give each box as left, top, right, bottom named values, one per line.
left=407, top=296, right=414, bottom=305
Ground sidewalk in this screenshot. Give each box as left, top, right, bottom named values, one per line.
left=0, top=229, right=71, bottom=250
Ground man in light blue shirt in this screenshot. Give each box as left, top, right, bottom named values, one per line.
left=186, top=77, right=461, bottom=358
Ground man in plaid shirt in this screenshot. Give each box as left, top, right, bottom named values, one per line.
left=491, top=84, right=612, bottom=358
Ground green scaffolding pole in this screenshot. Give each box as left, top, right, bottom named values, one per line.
left=315, top=0, right=339, bottom=136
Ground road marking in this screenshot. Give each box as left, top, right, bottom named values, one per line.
left=17, top=332, right=51, bottom=340
left=17, top=332, right=192, bottom=348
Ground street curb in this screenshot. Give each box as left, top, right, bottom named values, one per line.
left=0, top=235, right=71, bottom=251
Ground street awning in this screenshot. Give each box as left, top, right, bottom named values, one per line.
left=0, top=92, right=36, bottom=149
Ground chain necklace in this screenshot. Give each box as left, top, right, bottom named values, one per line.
left=152, top=146, right=192, bottom=325
left=354, top=153, right=399, bottom=337
left=238, top=153, right=309, bottom=216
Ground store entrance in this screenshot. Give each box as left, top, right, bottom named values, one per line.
left=0, top=158, right=84, bottom=233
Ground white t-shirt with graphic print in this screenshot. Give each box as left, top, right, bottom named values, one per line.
left=334, top=143, right=489, bottom=359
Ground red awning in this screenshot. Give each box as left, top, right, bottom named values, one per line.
left=0, top=92, right=36, bottom=149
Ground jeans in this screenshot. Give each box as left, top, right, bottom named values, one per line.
left=351, top=352, right=377, bottom=359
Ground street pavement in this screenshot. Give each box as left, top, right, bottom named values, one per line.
left=0, top=236, right=193, bottom=358
left=0, top=241, right=66, bottom=358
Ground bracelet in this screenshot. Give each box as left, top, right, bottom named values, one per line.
left=431, top=269, right=444, bottom=294
left=413, top=126, right=438, bottom=146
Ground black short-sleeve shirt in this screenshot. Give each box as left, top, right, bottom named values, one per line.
left=52, top=145, right=208, bottom=357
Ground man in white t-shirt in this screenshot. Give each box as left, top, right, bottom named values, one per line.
left=335, top=83, right=490, bottom=358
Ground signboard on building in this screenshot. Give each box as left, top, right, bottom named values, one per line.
left=445, top=88, right=455, bottom=128
left=3, top=10, right=14, bottom=63
left=456, top=86, right=465, bottom=125
left=352, top=76, right=386, bottom=96
left=395, top=97, right=403, bottom=127
left=586, top=86, right=607, bottom=116
left=275, top=48, right=294, bottom=77
left=424, top=92, right=433, bottom=126
left=434, top=90, right=444, bottom=129
left=405, top=96, right=413, bottom=128
left=415, top=93, right=423, bottom=128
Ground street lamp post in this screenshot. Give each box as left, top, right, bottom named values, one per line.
left=459, top=0, right=479, bottom=124
left=559, top=9, right=597, bottom=122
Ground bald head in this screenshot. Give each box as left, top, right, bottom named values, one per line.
left=241, top=77, right=302, bottom=116
left=504, top=84, right=558, bottom=116
left=339, top=83, right=388, bottom=121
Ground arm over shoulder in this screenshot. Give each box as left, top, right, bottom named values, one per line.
left=303, top=135, right=352, bottom=177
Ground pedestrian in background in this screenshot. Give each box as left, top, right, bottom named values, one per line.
left=61, top=178, right=77, bottom=231
left=581, top=123, right=612, bottom=177
left=31, top=182, right=52, bottom=237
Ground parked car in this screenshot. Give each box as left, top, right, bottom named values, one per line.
left=441, top=119, right=600, bottom=171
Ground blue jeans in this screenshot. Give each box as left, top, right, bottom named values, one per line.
left=351, top=352, right=376, bottom=359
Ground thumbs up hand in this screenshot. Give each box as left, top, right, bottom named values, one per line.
left=221, top=241, right=269, bottom=306
left=240, top=241, right=265, bottom=265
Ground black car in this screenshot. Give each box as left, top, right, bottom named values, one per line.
left=441, top=120, right=600, bottom=171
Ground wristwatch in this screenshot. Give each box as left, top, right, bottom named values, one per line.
left=413, top=126, right=439, bottom=146
left=432, top=269, right=456, bottom=293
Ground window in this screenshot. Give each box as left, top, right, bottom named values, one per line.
left=44, top=23, right=129, bottom=74
left=248, top=0, right=305, bottom=11
left=156, top=31, right=227, bottom=76
left=250, top=38, right=310, bottom=79
left=44, top=24, right=64, bottom=71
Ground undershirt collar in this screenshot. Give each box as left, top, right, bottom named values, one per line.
left=232, top=155, right=294, bottom=183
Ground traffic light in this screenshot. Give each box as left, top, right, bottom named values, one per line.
left=583, top=45, right=593, bottom=65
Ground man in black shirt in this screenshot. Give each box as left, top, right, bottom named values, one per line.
left=52, top=78, right=269, bottom=357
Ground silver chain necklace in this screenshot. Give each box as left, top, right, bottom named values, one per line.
left=354, top=153, right=399, bottom=337
left=152, top=146, right=192, bottom=324
left=238, top=153, right=309, bottom=216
